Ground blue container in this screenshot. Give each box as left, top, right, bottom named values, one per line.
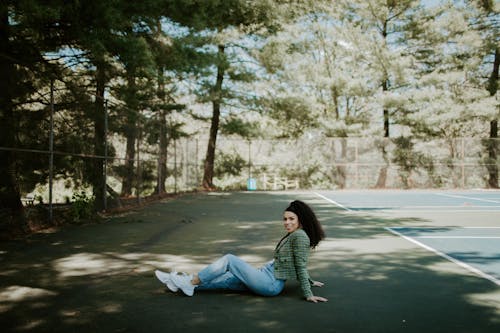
left=247, top=178, right=257, bottom=191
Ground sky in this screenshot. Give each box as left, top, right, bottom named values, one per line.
left=422, top=0, right=441, bottom=7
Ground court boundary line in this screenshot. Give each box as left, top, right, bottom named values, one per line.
left=342, top=207, right=500, bottom=213
left=435, top=192, right=500, bottom=204
left=417, top=236, right=500, bottom=239
left=385, top=227, right=500, bottom=286
left=344, top=206, right=500, bottom=208
left=310, top=190, right=500, bottom=212
left=314, top=192, right=353, bottom=212
left=386, top=226, right=500, bottom=229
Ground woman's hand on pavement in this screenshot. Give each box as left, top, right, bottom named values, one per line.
left=306, top=295, right=328, bottom=303
left=311, top=280, right=325, bottom=287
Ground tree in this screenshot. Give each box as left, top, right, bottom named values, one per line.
left=0, top=0, right=67, bottom=229
left=486, top=46, right=499, bottom=188
left=401, top=0, right=499, bottom=187
left=166, top=0, right=283, bottom=190
left=344, top=0, right=426, bottom=187
left=201, top=44, right=226, bottom=189
left=0, top=3, right=24, bottom=221
left=113, top=32, right=156, bottom=197
left=471, top=0, right=500, bottom=188
left=146, top=18, right=210, bottom=194
left=258, top=10, right=376, bottom=187
left=56, top=0, right=170, bottom=208
left=258, top=1, right=427, bottom=187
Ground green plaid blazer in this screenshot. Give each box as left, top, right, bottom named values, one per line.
left=273, top=229, right=313, bottom=298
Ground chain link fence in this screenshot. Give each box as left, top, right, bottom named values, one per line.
left=9, top=136, right=500, bottom=211
left=205, top=136, right=499, bottom=190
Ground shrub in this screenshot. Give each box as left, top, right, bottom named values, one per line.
left=71, top=191, right=94, bottom=222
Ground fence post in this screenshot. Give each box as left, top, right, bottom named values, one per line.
left=461, top=137, right=465, bottom=188
left=355, top=138, right=359, bottom=188
left=49, top=79, right=54, bottom=222
left=136, top=121, right=142, bottom=205
left=174, top=138, right=177, bottom=193
left=248, top=140, right=252, bottom=179
left=196, top=139, right=199, bottom=187
left=184, top=138, right=188, bottom=190
left=103, top=99, right=108, bottom=211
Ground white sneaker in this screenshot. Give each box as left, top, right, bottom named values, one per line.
left=154, top=270, right=179, bottom=292
left=171, top=273, right=196, bottom=296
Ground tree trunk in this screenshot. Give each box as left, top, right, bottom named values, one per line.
left=157, top=110, right=168, bottom=194
left=121, top=123, right=136, bottom=196
left=156, top=63, right=167, bottom=194
left=375, top=142, right=389, bottom=188
left=382, top=79, right=390, bottom=137
left=202, top=45, right=225, bottom=190
left=92, top=60, right=106, bottom=211
left=383, top=109, right=390, bottom=137
left=486, top=47, right=499, bottom=188
left=0, top=5, right=26, bottom=230
left=121, top=73, right=139, bottom=196
left=375, top=78, right=390, bottom=188
left=336, top=137, right=347, bottom=189
left=487, top=120, right=498, bottom=188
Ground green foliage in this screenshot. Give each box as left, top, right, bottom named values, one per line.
left=421, top=154, right=442, bottom=188
left=215, top=151, right=247, bottom=177
left=71, top=191, right=95, bottom=222
left=391, top=137, right=431, bottom=188
left=280, top=165, right=321, bottom=189
left=221, top=117, right=261, bottom=139
left=165, top=0, right=280, bottom=31
left=392, top=137, right=416, bottom=188
left=138, top=160, right=158, bottom=195
left=269, top=96, right=317, bottom=137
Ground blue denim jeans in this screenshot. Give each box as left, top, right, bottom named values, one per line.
left=196, top=254, right=285, bottom=296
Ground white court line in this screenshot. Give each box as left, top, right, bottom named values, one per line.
left=346, top=206, right=500, bottom=212
left=386, top=227, right=500, bottom=286
left=400, top=226, right=500, bottom=229
left=391, top=210, right=500, bottom=213
left=416, top=236, right=500, bottom=239
left=436, top=192, right=500, bottom=204
left=314, top=192, right=353, bottom=212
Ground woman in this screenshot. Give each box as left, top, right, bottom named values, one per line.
left=155, top=200, right=328, bottom=303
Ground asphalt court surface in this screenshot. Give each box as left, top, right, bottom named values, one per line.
left=1, top=190, right=500, bottom=333
left=387, top=227, right=500, bottom=286
left=315, top=190, right=500, bottom=211
left=315, top=190, right=500, bottom=286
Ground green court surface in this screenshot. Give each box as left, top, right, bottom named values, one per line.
left=386, top=226, right=500, bottom=286
left=1, top=190, right=499, bottom=332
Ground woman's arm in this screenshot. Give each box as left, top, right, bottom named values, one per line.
left=291, top=231, right=328, bottom=303
left=290, top=232, right=314, bottom=299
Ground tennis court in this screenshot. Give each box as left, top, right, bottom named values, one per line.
left=315, top=189, right=500, bottom=212
left=387, top=226, right=500, bottom=286
left=316, top=190, right=500, bottom=285
left=1, top=190, right=499, bottom=332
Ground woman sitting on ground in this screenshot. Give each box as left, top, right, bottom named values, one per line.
left=155, top=200, right=328, bottom=303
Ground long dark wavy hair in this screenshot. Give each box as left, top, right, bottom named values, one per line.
left=284, top=200, right=325, bottom=249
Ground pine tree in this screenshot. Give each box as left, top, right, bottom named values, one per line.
left=470, top=0, right=500, bottom=188
left=0, top=2, right=25, bottom=225
left=166, top=0, right=284, bottom=190
left=401, top=0, right=498, bottom=187
left=0, top=0, right=68, bottom=230
left=55, top=0, right=170, bottom=208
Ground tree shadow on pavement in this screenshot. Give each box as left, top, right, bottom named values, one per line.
left=0, top=191, right=499, bottom=332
